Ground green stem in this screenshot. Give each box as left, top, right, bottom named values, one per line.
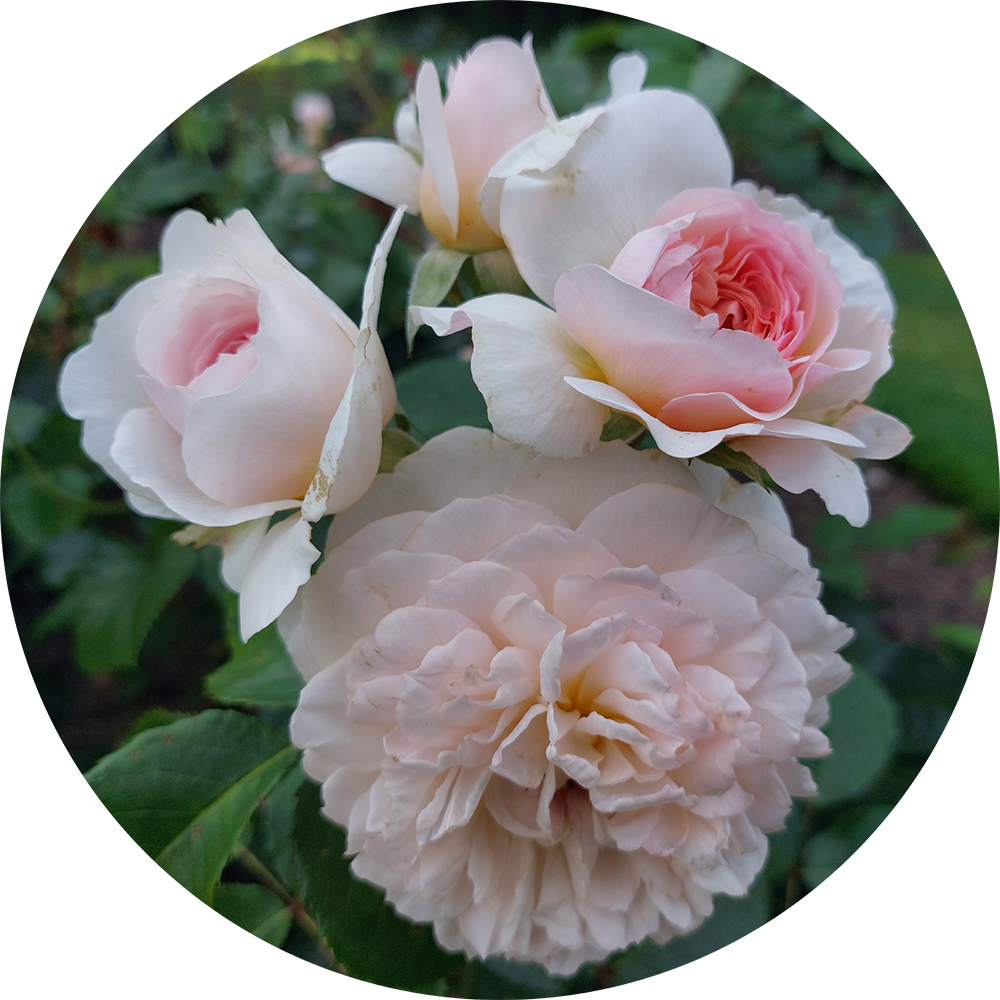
left=236, top=845, right=345, bottom=973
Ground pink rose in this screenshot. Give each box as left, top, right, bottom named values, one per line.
left=285, top=428, right=851, bottom=973
left=59, top=206, right=403, bottom=638
left=419, top=88, right=910, bottom=524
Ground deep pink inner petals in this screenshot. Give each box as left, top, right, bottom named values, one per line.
left=631, top=192, right=837, bottom=365
left=158, top=288, right=260, bottom=387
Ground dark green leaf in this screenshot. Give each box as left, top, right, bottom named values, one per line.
left=37, top=534, right=197, bottom=672
left=814, top=556, right=866, bottom=599
left=4, top=398, right=48, bottom=449
left=811, top=667, right=898, bottom=806
left=697, top=443, right=768, bottom=488
left=600, top=412, right=645, bottom=443
left=930, top=622, right=983, bottom=657
left=611, top=875, right=770, bottom=984
left=213, top=882, right=293, bottom=948
left=86, top=710, right=298, bottom=903
left=861, top=503, right=960, bottom=550
left=205, top=623, right=304, bottom=709
left=293, top=781, right=461, bottom=988
left=801, top=804, right=892, bottom=889
left=394, top=356, right=490, bottom=440
left=125, top=158, right=223, bottom=215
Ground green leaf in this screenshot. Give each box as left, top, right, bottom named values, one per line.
left=37, top=534, right=197, bottom=672
left=378, top=426, right=421, bottom=474
left=811, top=667, right=899, bottom=806
left=124, top=157, right=223, bottom=215
left=861, top=503, right=960, bottom=550
left=406, top=246, right=468, bottom=351
left=205, top=623, right=304, bottom=709
left=472, top=248, right=531, bottom=296
left=696, top=443, right=768, bottom=488
left=600, top=412, right=645, bottom=443
left=213, top=882, right=293, bottom=948
left=86, top=710, right=298, bottom=903
left=688, top=49, right=749, bottom=113
left=394, top=357, right=491, bottom=440
left=246, top=766, right=308, bottom=895
left=813, top=556, right=866, bottom=599
left=0, top=471, right=87, bottom=555
left=972, top=574, right=993, bottom=602
left=930, top=622, right=983, bottom=657
left=4, top=398, right=48, bottom=449
left=293, top=781, right=461, bottom=988
left=611, top=875, right=770, bottom=984
left=801, top=804, right=892, bottom=889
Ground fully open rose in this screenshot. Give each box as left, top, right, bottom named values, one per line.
left=419, top=87, right=910, bottom=525
left=59, top=206, right=403, bottom=638
left=285, top=428, right=851, bottom=973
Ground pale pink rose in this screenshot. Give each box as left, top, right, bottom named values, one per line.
left=321, top=38, right=649, bottom=253
left=59, top=206, right=403, bottom=638
left=285, top=428, right=851, bottom=974
left=420, top=103, right=911, bottom=525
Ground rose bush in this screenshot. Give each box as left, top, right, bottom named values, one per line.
left=285, top=428, right=852, bottom=973
left=59, top=206, right=403, bottom=638
left=419, top=89, right=910, bottom=525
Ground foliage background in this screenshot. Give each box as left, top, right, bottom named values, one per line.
left=2, top=2, right=995, bottom=995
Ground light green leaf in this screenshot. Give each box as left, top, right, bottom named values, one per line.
left=213, top=882, right=293, bottom=948
left=406, top=246, right=468, bottom=351
left=811, top=667, right=898, bottom=806
left=205, top=623, right=304, bottom=709
left=472, top=248, right=531, bottom=296
left=86, top=710, right=298, bottom=903
left=930, top=622, right=983, bottom=657
left=293, top=781, right=461, bottom=988
left=378, top=425, right=421, bottom=473
left=394, top=357, right=491, bottom=440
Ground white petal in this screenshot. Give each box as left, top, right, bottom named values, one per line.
left=736, top=434, right=871, bottom=526
left=564, top=377, right=762, bottom=458
left=833, top=405, right=912, bottom=460
left=608, top=51, right=648, bottom=100
left=110, top=407, right=295, bottom=525
left=217, top=517, right=270, bottom=591
left=321, top=138, right=422, bottom=212
left=500, top=89, right=733, bottom=305
left=415, top=59, right=459, bottom=239
left=299, top=341, right=385, bottom=521
left=421, top=295, right=607, bottom=458
left=322, top=427, right=537, bottom=552
left=238, top=513, right=320, bottom=639
left=393, top=94, right=423, bottom=158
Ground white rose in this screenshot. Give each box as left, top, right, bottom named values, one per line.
left=285, top=428, right=852, bottom=974
left=59, top=206, right=403, bottom=638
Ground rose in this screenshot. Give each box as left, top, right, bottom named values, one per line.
left=321, top=37, right=648, bottom=254
left=419, top=90, right=910, bottom=525
left=59, top=206, right=403, bottom=638
left=285, top=428, right=852, bottom=973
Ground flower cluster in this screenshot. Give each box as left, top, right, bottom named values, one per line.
left=59, top=34, right=902, bottom=976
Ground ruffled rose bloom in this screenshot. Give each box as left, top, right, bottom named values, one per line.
left=321, top=37, right=647, bottom=254
left=59, top=206, right=403, bottom=638
left=419, top=88, right=911, bottom=525
left=286, top=428, right=851, bottom=974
